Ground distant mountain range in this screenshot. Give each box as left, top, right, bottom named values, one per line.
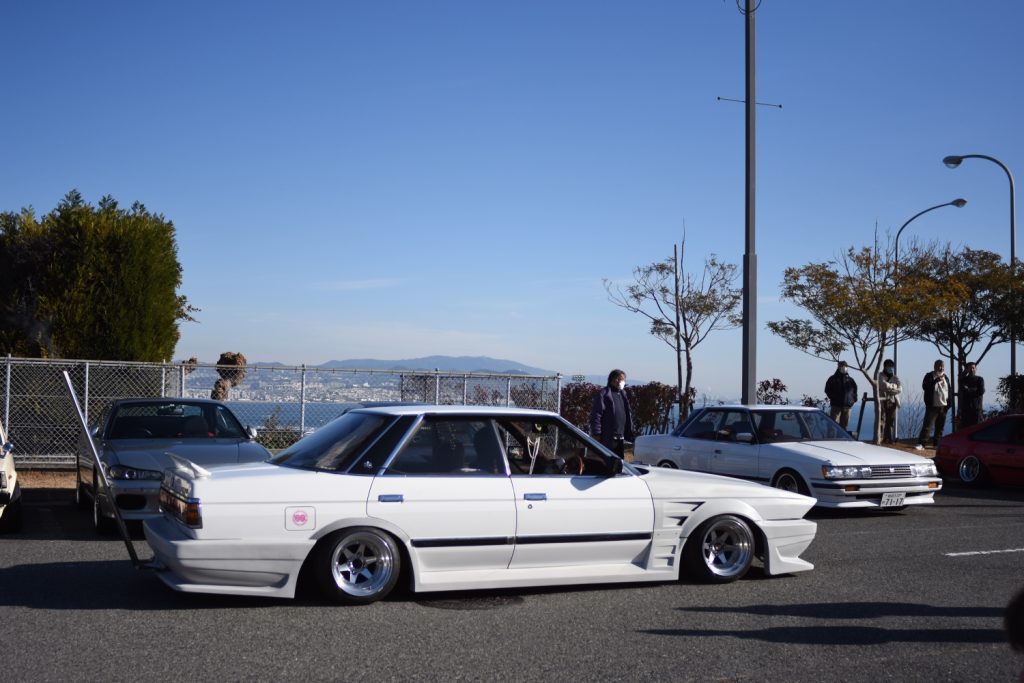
left=254, top=355, right=557, bottom=376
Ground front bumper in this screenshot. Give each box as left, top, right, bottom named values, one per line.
left=810, top=477, right=942, bottom=508
left=101, top=480, right=162, bottom=521
left=142, top=516, right=313, bottom=599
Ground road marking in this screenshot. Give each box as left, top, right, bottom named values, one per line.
left=945, top=547, right=1024, bottom=557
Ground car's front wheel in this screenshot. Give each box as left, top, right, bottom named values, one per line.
left=75, top=467, right=90, bottom=511
left=92, top=474, right=116, bottom=536
left=772, top=469, right=810, bottom=496
left=657, top=460, right=678, bottom=469
left=958, top=455, right=988, bottom=486
left=683, top=514, right=755, bottom=583
left=314, top=527, right=402, bottom=605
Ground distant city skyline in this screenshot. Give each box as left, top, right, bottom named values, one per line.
left=2, top=1, right=1020, bottom=401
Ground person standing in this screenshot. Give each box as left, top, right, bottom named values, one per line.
left=589, top=369, right=634, bottom=458
left=824, top=360, right=858, bottom=429
left=878, top=359, right=902, bottom=444
left=917, top=359, right=949, bottom=449
left=958, top=361, right=986, bottom=430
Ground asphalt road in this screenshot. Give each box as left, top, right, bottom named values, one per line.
left=2, top=483, right=1022, bottom=682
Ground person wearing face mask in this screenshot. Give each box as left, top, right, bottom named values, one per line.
left=917, top=359, right=949, bottom=450
left=958, top=361, right=985, bottom=430
left=878, top=359, right=902, bottom=444
left=824, top=360, right=858, bottom=429
left=589, top=369, right=634, bottom=457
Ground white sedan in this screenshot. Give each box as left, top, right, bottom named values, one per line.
left=635, top=405, right=942, bottom=510
left=143, top=405, right=817, bottom=604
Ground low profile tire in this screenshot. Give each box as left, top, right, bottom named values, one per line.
left=958, top=456, right=988, bottom=486
left=657, top=460, right=678, bottom=469
left=683, top=514, right=755, bottom=583
left=92, top=477, right=116, bottom=536
left=772, top=469, right=810, bottom=496
left=314, top=527, right=401, bottom=605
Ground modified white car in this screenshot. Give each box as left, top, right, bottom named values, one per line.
left=143, top=405, right=817, bottom=604
left=635, top=405, right=942, bottom=510
left=0, top=417, right=21, bottom=533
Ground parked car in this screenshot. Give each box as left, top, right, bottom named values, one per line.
left=143, top=405, right=817, bottom=604
left=0, top=417, right=21, bottom=532
left=934, top=414, right=1024, bottom=486
left=634, top=404, right=942, bottom=510
left=77, top=398, right=271, bottom=533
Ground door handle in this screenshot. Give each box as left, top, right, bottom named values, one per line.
left=524, top=493, right=547, bottom=501
left=714, top=449, right=723, bottom=455
left=377, top=494, right=404, bottom=503
left=673, top=446, right=681, bottom=450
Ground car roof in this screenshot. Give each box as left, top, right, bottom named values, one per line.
left=111, top=398, right=227, bottom=407
left=351, top=404, right=558, bottom=418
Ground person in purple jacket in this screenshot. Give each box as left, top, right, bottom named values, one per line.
left=589, top=369, right=635, bottom=457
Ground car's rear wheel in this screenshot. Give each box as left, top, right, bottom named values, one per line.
left=0, top=485, right=22, bottom=533
left=958, top=456, right=988, bottom=486
left=683, top=514, right=755, bottom=583
left=772, top=469, right=810, bottom=496
left=657, top=460, right=678, bottom=469
left=315, top=527, right=401, bottom=605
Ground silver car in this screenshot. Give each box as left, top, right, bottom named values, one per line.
left=634, top=405, right=942, bottom=510
left=76, top=398, right=271, bottom=533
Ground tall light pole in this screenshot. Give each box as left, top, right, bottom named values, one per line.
left=892, top=198, right=968, bottom=372
left=740, top=0, right=757, bottom=405
left=943, top=154, right=1017, bottom=376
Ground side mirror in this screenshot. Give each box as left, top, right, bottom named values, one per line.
left=735, top=432, right=755, bottom=444
left=246, top=426, right=259, bottom=440
left=608, top=457, right=624, bottom=476
left=2, top=442, right=12, bottom=455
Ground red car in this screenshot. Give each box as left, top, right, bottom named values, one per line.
left=934, top=415, right=1024, bottom=486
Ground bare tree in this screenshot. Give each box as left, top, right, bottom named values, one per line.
left=604, top=237, right=741, bottom=420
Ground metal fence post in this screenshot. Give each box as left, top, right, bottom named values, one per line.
left=556, top=373, right=562, bottom=414
left=4, top=355, right=10, bottom=431
left=83, top=361, right=90, bottom=425
left=462, top=376, right=468, bottom=405
left=506, top=377, right=512, bottom=406
left=434, top=371, right=441, bottom=404
left=300, top=365, right=307, bottom=434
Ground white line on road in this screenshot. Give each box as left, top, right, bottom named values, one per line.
left=945, top=547, right=1024, bottom=557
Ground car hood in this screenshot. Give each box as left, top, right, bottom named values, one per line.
left=105, top=439, right=270, bottom=470
left=775, top=440, right=932, bottom=465
left=635, top=465, right=815, bottom=520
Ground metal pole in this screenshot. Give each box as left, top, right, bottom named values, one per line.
left=300, top=365, right=307, bottom=435
left=83, top=362, right=90, bottom=425
left=741, top=0, right=757, bottom=405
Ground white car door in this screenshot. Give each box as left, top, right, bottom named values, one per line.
left=708, top=409, right=761, bottom=481
left=366, top=417, right=516, bottom=572
left=497, top=417, right=653, bottom=569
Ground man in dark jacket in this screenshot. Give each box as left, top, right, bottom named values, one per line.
left=589, top=369, right=635, bottom=457
left=958, top=361, right=985, bottom=430
left=824, top=360, right=858, bottom=429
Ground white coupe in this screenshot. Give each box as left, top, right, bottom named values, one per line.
left=143, top=405, right=817, bottom=604
left=634, top=405, right=942, bottom=510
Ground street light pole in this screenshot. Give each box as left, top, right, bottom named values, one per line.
left=943, top=154, right=1017, bottom=376
left=892, top=199, right=968, bottom=372
left=740, top=0, right=757, bottom=405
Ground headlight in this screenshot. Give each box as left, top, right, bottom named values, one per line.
left=912, top=461, right=938, bottom=477
left=821, top=464, right=872, bottom=480
left=107, top=464, right=163, bottom=480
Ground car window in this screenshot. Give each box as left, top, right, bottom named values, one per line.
left=719, top=410, right=754, bottom=440
left=970, top=418, right=1018, bottom=444
left=497, top=417, right=615, bottom=476
left=386, top=418, right=506, bottom=475
left=681, top=410, right=724, bottom=440
left=108, top=402, right=212, bottom=439
left=270, top=412, right=395, bottom=471
left=212, top=405, right=245, bottom=438
left=800, top=410, right=852, bottom=441
left=752, top=410, right=804, bottom=442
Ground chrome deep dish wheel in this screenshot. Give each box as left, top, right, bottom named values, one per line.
left=317, top=528, right=401, bottom=604
left=684, top=514, right=755, bottom=583
left=958, top=456, right=984, bottom=485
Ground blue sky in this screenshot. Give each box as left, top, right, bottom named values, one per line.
left=2, top=1, right=1021, bottom=401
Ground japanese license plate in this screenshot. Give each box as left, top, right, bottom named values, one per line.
left=880, top=492, right=905, bottom=508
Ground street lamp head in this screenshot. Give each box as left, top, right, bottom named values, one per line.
left=943, top=155, right=964, bottom=169
left=952, top=198, right=967, bottom=208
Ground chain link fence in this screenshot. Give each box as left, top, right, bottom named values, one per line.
left=2, top=357, right=562, bottom=468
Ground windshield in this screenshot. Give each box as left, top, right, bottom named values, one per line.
left=270, top=412, right=393, bottom=471
left=751, top=409, right=852, bottom=443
